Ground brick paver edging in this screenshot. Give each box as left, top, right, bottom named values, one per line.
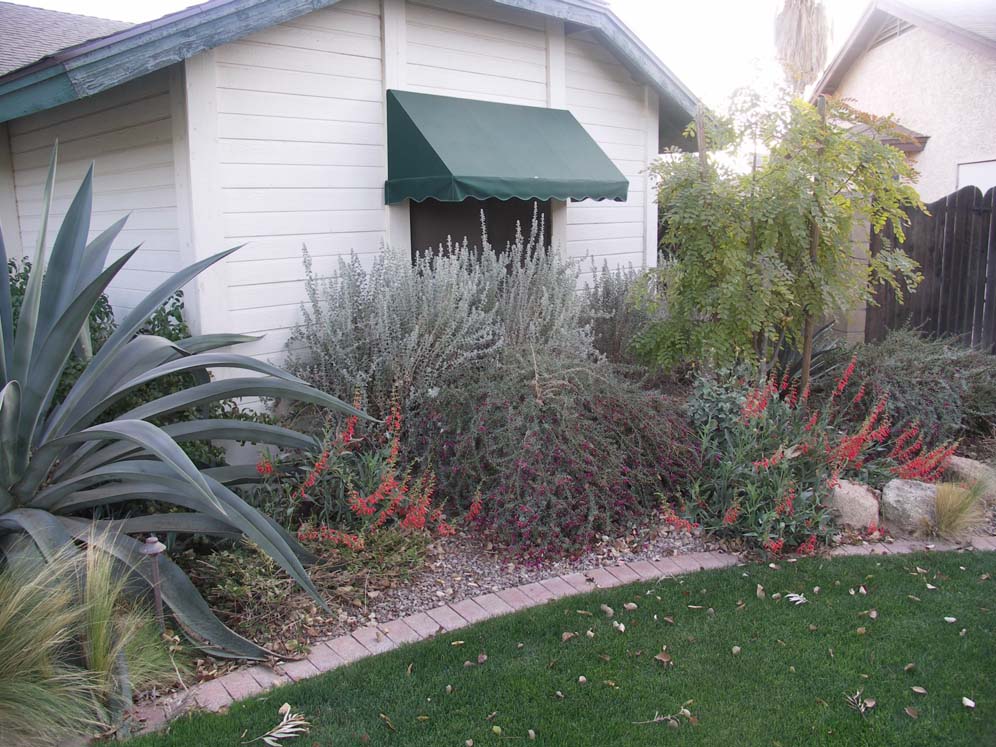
left=132, top=535, right=996, bottom=733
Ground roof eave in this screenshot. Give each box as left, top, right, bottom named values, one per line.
left=0, top=0, right=349, bottom=124
left=813, top=0, right=996, bottom=100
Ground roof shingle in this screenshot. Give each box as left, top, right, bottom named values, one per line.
left=0, top=1, right=131, bottom=77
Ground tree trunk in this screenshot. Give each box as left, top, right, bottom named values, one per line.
left=800, top=96, right=827, bottom=393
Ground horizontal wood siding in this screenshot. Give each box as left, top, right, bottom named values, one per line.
left=214, top=0, right=385, bottom=360
left=8, top=70, right=179, bottom=316
left=565, top=31, right=652, bottom=279
left=405, top=0, right=548, bottom=106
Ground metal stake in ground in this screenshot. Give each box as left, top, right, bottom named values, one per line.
left=141, top=534, right=167, bottom=632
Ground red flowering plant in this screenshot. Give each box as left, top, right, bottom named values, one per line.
left=686, top=357, right=956, bottom=556
left=254, top=394, right=452, bottom=549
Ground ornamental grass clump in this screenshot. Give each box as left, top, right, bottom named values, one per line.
left=409, top=349, right=700, bottom=561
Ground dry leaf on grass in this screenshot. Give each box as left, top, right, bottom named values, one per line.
left=242, top=703, right=310, bottom=746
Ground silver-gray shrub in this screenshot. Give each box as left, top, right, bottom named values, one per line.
left=287, top=209, right=598, bottom=419
left=288, top=244, right=502, bottom=420
left=582, top=260, right=661, bottom=364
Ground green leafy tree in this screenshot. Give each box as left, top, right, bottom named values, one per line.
left=634, top=93, right=923, bottom=377
left=0, top=146, right=366, bottom=659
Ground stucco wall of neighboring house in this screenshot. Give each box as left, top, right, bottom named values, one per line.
left=6, top=69, right=181, bottom=316
left=834, top=26, right=996, bottom=202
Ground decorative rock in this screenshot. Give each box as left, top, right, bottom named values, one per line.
left=881, top=480, right=936, bottom=535
left=946, top=456, right=996, bottom=502
left=829, top=479, right=879, bottom=529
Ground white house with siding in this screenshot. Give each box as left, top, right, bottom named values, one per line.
left=0, top=0, right=698, bottom=366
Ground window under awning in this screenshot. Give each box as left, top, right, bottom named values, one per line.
left=385, top=89, right=629, bottom=205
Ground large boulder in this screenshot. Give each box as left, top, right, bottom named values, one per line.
left=829, top=479, right=879, bottom=529
left=881, top=479, right=936, bottom=536
left=945, top=456, right=996, bottom=503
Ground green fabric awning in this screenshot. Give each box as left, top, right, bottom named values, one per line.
left=385, top=89, right=629, bottom=205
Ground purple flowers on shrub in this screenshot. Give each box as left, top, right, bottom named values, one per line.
left=408, top=349, right=700, bottom=561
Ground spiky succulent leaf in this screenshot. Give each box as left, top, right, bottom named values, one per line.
left=0, top=146, right=364, bottom=659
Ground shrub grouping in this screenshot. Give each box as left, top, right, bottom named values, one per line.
left=686, top=360, right=959, bottom=554
left=408, top=349, right=700, bottom=562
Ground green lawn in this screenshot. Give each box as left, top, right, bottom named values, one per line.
left=130, top=552, right=996, bottom=747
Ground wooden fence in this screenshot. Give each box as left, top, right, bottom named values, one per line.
left=865, top=185, right=996, bottom=350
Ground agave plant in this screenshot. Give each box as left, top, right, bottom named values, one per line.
left=0, top=146, right=365, bottom=659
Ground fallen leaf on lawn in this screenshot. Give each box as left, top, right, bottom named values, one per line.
left=869, top=609, right=878, bottom=620
left=463, top=661, right=474, bottom=668
left=916, top=567, right=928, bottom=574
left=904, top=707, right=919, bottom=719
left=963, top=697, right=976, bottom=709
left=756, top=584, right=766, bottom=599
left=600, top=604, right=614, bottom=618
left=486, top=711, right=497, bottom=721
left=603, top=680, right=617, bottom=687
left=863, top=698, right=876, bottom=709
left=856, top=627, right=867, bottom=635
left=944, top=616, right=957, bottom=623
left=554, top=691, right=564, bottom=699
left=772, top=592, right=783, bottom=601
left=492, top=726, right=502, bottom=736
left=789, top=666, right=796, bottom=673
left=477, top=653, right=488, bottom=664
left=655, top=649, right=674, bottom=667
left=912, top=686, right=927, bottom=695
left=578, top=675, right=588, bottom=684
left=451, top=641, right=465, bottom=647
left=813, top=586, right=821, bottom=594
left=688, top=605, right=704, bottom=610
left=612, top=621, right=626, bottom=633
left=562, top=632, right=576, bottom=642
left=465, top=740, right=474, bottom=747
left=406, top=663, right=413, bottom=676
left=707, top=607, right=715, bottom=616
left=859, top=585, right=867, bottom=595
left=663, top=616, right=676, bottom=625
left=586, top=629, right=595, bottom=638
left=808, top=624, right=818, bottom=632
left=517, top=643, right=524, bottom=649
left=926, top=583, right=937, bottom=590
left=769, top=563, right=780, bottom=570
left=576, top=609, right=592, bottom=617
left=732, top=646, right=742, bottom=656
left=904, top=663, right=916, bottom=673
left=960, top=628, right=967, bottom=637
left=598, top=654, right=611, bottom=662
left=379, top=713, right=396, bottom=732
left=786, top=593, right=808, bottom=605
left=908, top=595, right=921, bottom=602
left=416, top=715, right=429, bottom=722
left=624, top=602, right=638, bottom=611
left=528, top=729, right=536, bottom=740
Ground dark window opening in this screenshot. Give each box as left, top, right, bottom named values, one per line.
left=409, top=197, right=551, bottom=261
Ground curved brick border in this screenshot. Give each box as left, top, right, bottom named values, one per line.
left=131, top=535, right=996, bottom=733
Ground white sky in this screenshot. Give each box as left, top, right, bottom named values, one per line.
left=13, top=0, right=869, bottom=109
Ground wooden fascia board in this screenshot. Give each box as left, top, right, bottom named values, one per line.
left=0, top=0, right=347, bottom=123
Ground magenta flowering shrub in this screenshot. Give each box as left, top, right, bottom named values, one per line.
left=408, top=350, right=700, bottom=561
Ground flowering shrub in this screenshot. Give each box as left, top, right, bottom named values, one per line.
left=254, top=399, right=451, bottom=542
left=687, top=361, right=957, bottom=555
left=408, top=349, right=700, bottom=562
left=818, top=329, right=996, bottom=446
